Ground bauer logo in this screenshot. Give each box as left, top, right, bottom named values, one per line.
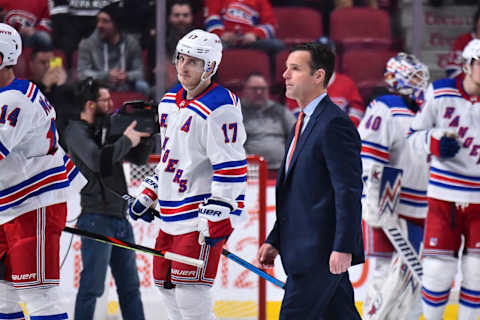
left=12, top=273, right=36, bottom=281
left=199, top=208, right=222, bottom=216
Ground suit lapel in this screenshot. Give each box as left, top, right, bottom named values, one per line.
left=283, top=96, right=331, bottom=183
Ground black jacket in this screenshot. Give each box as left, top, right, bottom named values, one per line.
left=64, top=119, right=152, bottom=218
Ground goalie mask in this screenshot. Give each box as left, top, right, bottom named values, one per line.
left=0, top=23, right=22, bottom=70
left=174, top=29, right=223, bottom=81
left=384, top=53, right=429, bottom=104
left=462, top=38, right=480, bottom=75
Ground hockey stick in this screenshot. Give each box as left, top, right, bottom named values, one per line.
left=63, top=226, right=204, bottom=268
left=383, top=224, right=423, bottom=282
left=108, top=190, right=286, bottom=288
left=222, top=249, right=285, bottom=289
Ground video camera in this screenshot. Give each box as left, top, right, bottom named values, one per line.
left=108, top=100, right=159, bottom=139
left=103, top=100, right=159, bottom=165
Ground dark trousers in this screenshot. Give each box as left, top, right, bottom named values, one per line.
left=74, top=213, right=145, bottom=320
left=280, top=270, right=361, bottom=320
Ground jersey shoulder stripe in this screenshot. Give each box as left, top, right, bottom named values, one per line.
left=0, top=78, right=38, bottom=102
left=197, top=84, right=240, bottom=114
left=374, top=95, right=414, bottom=117
left=160, top=84, right=182, bottom=104
left=432, top=78, right=462, bottom=99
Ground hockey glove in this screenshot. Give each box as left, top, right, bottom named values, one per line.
left=128, top=176, right=158, bottom=223
left=197, top=199, right=234, bottom=246
left=429, top=130, right=460, bottom=158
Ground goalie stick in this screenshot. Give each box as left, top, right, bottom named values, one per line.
left=63, top=226, right=204, bottom=268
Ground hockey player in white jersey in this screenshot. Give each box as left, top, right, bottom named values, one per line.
left=359, top=52, right=430, bottom=320
left=0, top=23, right=85, bottom=319
left=408, top=39, right=480, bottom=320
left=129, top=29, right=247, bottom=320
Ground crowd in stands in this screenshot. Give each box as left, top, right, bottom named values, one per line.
left=1, top=0, right=477, bottom=173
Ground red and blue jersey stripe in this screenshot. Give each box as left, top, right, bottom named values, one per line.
left=0, top=139, right=9, bottom=160
left=158, top=193, right=210, bottom=222
left=429, top=167, right=480, bottom=192
left=400, top=187, right=428, bottom=208
left=361, top=140, right=389, bottom=164
left=213, top=160, right=247, bottom=183
left=0, top=155, right=78, bottom=212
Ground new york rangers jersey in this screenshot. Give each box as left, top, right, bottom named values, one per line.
left=409, top=78, right=480, bottom=203
left=359, top=95, right=429, bottom=219
left=155, top=83, right=247, bottom=235
left=0, top=79, right=84, bottom=224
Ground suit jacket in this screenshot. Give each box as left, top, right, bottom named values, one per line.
left=266, top=95, right=364, bottom=275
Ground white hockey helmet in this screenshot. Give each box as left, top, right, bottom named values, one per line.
left=462, top=38, right=480, bottom=74
left=0, top=23, right=22, bottom=70
left=174, top=29, right=222, bottom=80
left=384, top=52, right=429, bottom=97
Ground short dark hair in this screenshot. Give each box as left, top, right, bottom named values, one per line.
left=290, top=42, right=335, bottom=87
left=76, top=78, right=108, bottom=110
left=30, top=42, right=54, bottom=61
left=168, top=0, right=193, bottom=16
left=245, top=71, right=268, bottom=84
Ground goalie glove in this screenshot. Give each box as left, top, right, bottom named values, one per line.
left=128, top=176, right=158, bottom=223
left=197, top=199, right=234, bottom=246
left=429, top=129, right=460, bottom=158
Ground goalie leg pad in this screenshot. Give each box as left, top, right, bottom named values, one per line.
left=458, top=254, right=480, bottom=320
left=158, top=287, right=183, bottom=320
left=422, top=256, right=457, bottom=320
left=176, top=284, right=216, bottom=320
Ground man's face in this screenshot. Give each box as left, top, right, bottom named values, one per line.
left=169, top=4, right=193, bottom=32
left=29, top=51, right=53, bottom=81
left=95, top=88, right=114, bottom=115
left=283, top=50, right=318, bottom=101
left=242, top=75, right=269, bottom=108
left=176, top=53, right=204, bottom=90
left=97, top=12, right=117, bottom=41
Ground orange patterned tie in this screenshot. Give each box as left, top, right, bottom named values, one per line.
left=288, top=111, right=305, bottom=168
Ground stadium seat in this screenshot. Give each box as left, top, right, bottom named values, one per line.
left=111, top=91, right=147, bottom=112
left=330, top=8, right=392, bottom=49
left=274, top=7, right=323, bottom=45
left=215, top=49, right=271, bottom=92
left=342, top=48, right=396, bottom=101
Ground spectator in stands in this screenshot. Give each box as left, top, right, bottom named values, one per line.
left=166, top=0, right=195, bottom=58
left=445, top=6, right=480, bottom=79
left=241, top=72, right=296, bottom=177
left=204, top=0, right=285, bottom=55
left=286, top=37, right=365, bottom=126
left=77, top=2, right=150, bottom=96
left=28, top=43, right=74, bottom=149
left=50, top=0, right=118, bottom=68
left=0, top=0, right=52, bottom=46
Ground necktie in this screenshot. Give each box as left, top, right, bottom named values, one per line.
left=288, top=111, right=305, bottom=168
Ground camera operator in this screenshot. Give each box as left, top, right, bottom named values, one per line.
left=64, top=79, right=150, bottom=320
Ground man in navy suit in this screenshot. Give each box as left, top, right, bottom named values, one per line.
left=257, top=42, right=364, bottom=319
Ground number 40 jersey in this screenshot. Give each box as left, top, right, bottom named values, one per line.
left=0, top=79, right=83, bottom=224
left=358, top=94, right=429, bottom=220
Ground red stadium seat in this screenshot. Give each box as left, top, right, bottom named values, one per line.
left=110, top=91, right=147, bottom=112
left=342, top=48, right=396, bottom=101
left=330, top=8, right=392, bottom=49
left=215, top=49, right=271, bottom=92
left=274, top=7, right=323, bottom=45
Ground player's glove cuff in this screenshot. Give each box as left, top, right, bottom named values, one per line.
left=197, top=199, right=234, bottom=246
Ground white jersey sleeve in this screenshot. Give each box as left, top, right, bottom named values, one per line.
left=407, top=83, right=437, bottom=155
left=205, top=100, right=247, bottom=207
left=358, top=99, right=394, bottom=179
